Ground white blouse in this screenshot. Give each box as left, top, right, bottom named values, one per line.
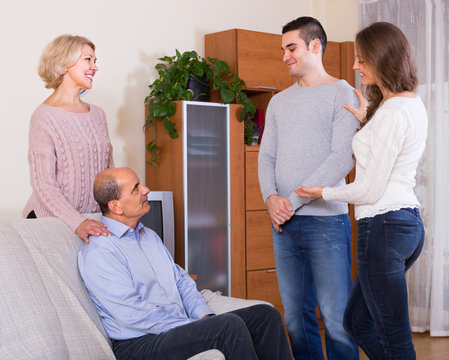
left=323, top=96, right=428, bottom=220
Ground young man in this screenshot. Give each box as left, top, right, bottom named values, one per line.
left=258, top=17, right=360, bottom=359
left=78, top=167, right=292, bottom=360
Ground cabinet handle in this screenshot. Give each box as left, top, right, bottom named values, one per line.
left=266, top=269, right=277, bottom=273
left=257, top=85, right=276, bottom=90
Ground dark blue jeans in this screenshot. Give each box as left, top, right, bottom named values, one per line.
left=112, top=304, right=292, bottom=360
left=273, top=215, right=359, bottom=360
left=344, top=208, right=425, bottom=360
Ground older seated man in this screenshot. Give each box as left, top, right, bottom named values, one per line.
left=78, top=167, right=292, bottom=360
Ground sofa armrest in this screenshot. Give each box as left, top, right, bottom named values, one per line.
left=201, top=289, right=273, bottom=315
left=187, top=349, right=225, bottom=360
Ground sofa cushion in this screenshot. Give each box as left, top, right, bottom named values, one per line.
left=0, top=217, right=115, bottom=360
left=0, top=221, right=70, bottom=359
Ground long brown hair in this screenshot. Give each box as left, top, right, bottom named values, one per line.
left=356, top=22, right=418, bottom=122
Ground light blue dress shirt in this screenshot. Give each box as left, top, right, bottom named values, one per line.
left=78, top=216, right=213, bottom=340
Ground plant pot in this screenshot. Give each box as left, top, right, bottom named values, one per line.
left=187, top=74, right=210, bottom=101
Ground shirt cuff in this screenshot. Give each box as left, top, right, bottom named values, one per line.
left=322, top=187, right=338, bottom=202
left=288, top=192, right=305, bottom=212
left=191, top=304, right=215, bottom=319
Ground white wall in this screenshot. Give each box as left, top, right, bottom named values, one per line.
left=318, top=0, right=359, bottom=42
left=0, top=0, right=358, bottom=219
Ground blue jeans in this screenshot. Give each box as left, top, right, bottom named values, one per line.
left=273, top=215, right=359, bottom=360
left=344, top=208, right=424, bottom=360
left=112, top=304, right=292, bottom=360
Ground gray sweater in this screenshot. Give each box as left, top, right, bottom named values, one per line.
left=258, top=80, right=359, bottom=216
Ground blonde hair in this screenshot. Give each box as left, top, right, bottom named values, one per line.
left=38, top=35, right=95, bottom=89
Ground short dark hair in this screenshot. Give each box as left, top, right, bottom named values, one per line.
left=282, top=16, right=327, bottom=56
left=93, top=174, right=121, bottom=215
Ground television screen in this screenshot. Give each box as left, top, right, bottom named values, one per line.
left=139, top=191, right=175, bottom=260
left=141, top=201, right=164, bottom=239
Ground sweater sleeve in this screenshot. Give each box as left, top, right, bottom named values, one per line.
left=323, top=110, right=406, bottom=204
left=28, top=113, right=86, bottom=231
left=288, top=89, right=359, bottom=210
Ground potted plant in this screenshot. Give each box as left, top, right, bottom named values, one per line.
left=144, top=50, right=256, bottom=166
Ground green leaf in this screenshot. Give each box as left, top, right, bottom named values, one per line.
left=166, top=101, right=176, bottom=117
left=244, top=119, right=257, bottom=146
left=163, top=117, right=179, bottom=138
left=220, top=87, right=235, bottom=104
left=152, top=102, right=170, bottom=118
left=191, top=62, right=205, bottom=77
left=212, top=58, right=230, bottom=75
left=146, top=140, right=161, bottom=167
left=186, top=89, right=195, bottom=100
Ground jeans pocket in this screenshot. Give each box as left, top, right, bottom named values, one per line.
left=384, top=220, right=419, bottom=261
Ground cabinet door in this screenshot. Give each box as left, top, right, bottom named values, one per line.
left=183, top=102, right=230, bottom=295
left=246, top=211, right=275, bottom=270
left=323, top=42, right=341, bottom=79
left=247, top=270, right=284, bottom=316
left=236, top=29, right=293, bottom=90
left=245, top=150, right=266, bottom=210
left=205, top=29, right=294, bottom=91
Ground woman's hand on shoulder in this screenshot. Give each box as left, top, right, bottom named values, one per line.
left=344, top=88, right=367, bottom=124
left=76, top=219, right=111, bottom=243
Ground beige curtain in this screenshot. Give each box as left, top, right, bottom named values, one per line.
left=359, top=0, right=449, bottom=336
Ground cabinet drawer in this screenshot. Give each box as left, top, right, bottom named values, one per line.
left=247, top=270, right=283, bottom=316
left=245, top=151, right=266, bottom=210
left=246, top=211, right=275, bottom=270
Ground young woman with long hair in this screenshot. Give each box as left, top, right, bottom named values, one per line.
left=296, top=22, right=427, bottom=359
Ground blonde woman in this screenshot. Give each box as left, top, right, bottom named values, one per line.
left=24, top=35, right=114, bottom=243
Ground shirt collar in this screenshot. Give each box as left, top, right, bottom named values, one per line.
left=101, top=216, right=144, bottom=239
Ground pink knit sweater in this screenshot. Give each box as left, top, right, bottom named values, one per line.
left=23, top=104, right=114, bottom=231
